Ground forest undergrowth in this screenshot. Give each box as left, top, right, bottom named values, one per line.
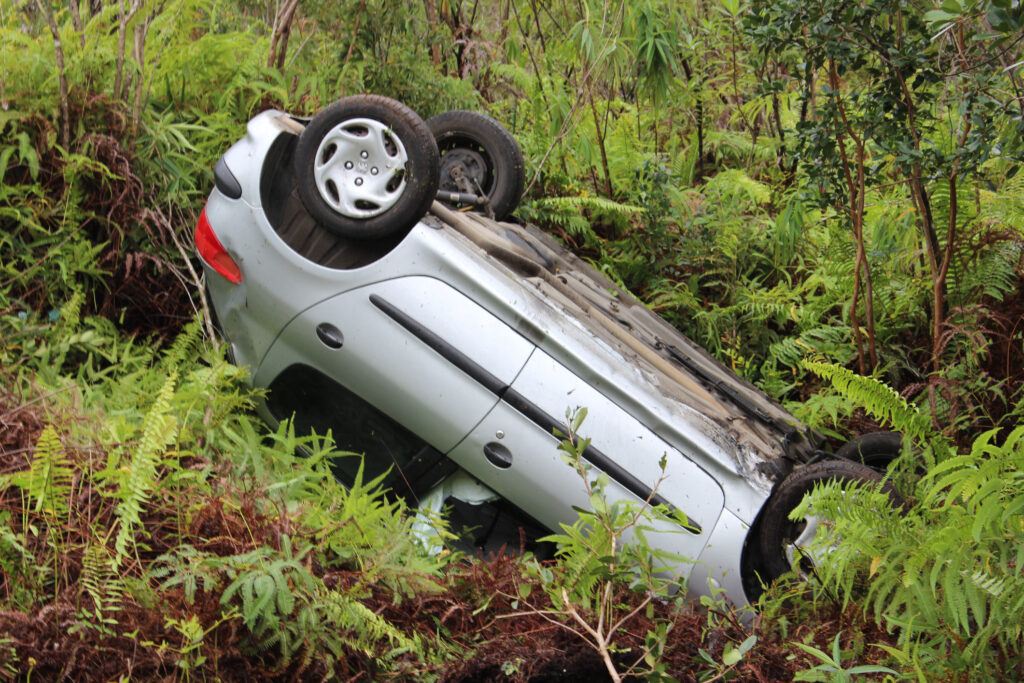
left=2, top=0, right=1024, bottom=679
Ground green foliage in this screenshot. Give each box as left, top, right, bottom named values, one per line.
left=150, top=545, right=222, bottom=605
left=696, top=633, right=758, bottom=681
left=75, top=542, right=123, bottom=634
left=4, top=0, right=1024, bottom=677
left=6, top=426, right=73, bottom=519
left=518, top=408, right=691, bottom=680
left=803, top=361, right=933, bottom=445
left=798, top=373, right=1024, bottom=677
left=217, top=534, right=431, bottom=670
left=0, top=298, right=448, bottom=676
left=792, top=632, right=897, bottom=682
left=114, top=370, right=179, bottom=559
left=519, top=195, right=643, bottom=243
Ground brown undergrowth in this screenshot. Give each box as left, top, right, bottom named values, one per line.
left=3, top=99, right=196, bottom=343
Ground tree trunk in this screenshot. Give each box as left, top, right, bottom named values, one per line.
left=35, top=0, right=70, bottom=150
left=586, top=87, right=613, bottom=197
left=422, top=0, right=442, bottom=69
left=267, top=0, right=301, bottom=70
left=69, top=0, right=85, bottom=47
left=829, top=60, right=877, bottom=372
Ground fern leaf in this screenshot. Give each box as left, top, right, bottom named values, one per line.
left=80, top=542, right=123, bottom=615
left=114, top=371, right=179, bottom=559
left=9, top=425, right=73, bottom=518
left=802, top=361, right=932, bottom=441
left=60, top=290, right=84, bottom=329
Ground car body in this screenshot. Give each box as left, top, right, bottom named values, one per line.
left=196, top=104, right=878, bottom=607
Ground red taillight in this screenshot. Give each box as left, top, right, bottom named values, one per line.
left=195, top=206, right=242, bottom=284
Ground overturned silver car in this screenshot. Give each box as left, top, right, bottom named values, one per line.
left=195, top=95, right=899, bottom=605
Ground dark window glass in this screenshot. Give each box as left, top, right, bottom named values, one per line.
left=267, top=364, right=433, bottom=488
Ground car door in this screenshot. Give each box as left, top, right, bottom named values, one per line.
left=447, top=349, right=725, bottom=562
left=256, top=275, right=535, bottom=457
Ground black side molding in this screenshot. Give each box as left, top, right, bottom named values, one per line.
left=503, top=389, right=701, bottom=534
left=214, top=156, right=243, bottom=199
left=369, top=294, right=508, bottom=397
left=369, top=293, right=701, bottom=535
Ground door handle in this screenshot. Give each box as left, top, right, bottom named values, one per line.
left=484, top=442, right=513, bottom=469
left=315, top=323, right=344, bottom=349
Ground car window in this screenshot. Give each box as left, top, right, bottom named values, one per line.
left=266, top=363, right=429, bottom=487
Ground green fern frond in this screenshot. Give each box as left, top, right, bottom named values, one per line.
left=533, top=195, right=644, bottom=218
left=114, top=371, right=180, bottom=559
left=703, top=129, right=777, bottom=163
left=60, top=289, right=84, bottom=329
left=80, top=542, right=123, bottom=615
left=8, top=425, right=73, bottom=518
left=802, top=361, right=931, bottom=441
left=956, top=239, right=1021, bottom=302
left=704, top=168, right=771, bottom=204
left=771, top=326, right=851, bottom=367
left=150, top=545, right=221, bottom=604
left=803, top=411, right=1024, bottom=673
left=318, top=590, right=426, bottom=660
left=219, top=538, right=429, bottom=667
left=520, top=195, right=642, bottom=241
left=162, top=319, right=203, bottom=368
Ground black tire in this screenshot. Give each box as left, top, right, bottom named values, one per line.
left=835, top=431, right=903, bottom=470
left=294, top=95, right=439, bottom=240
left=427, top=110, right=525, bottom=220
left=756, top=460, right=902, bottom=584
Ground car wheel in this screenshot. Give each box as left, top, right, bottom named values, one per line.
left=294, top=95, right=439, bottom=240
left=427, top=110, right=525, bottom=220
left=756, top=460, right=901, bottom=583
left=835, top=431, right=903, bottom=470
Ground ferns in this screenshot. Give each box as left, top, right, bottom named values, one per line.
left=803, top=361, right=932, bottom=443
left=799, top=373, right=1024, bottom=675
left=955, top=238, right=1021, bottom=303
left=114, top=370, right=179, bottom=559
left=150, top=545, right=222, bottom=605
left=521, top=195, right=644, bottom=241
left=218, top=537, right=431, bottom=672
left=7, top=426, right=74, bottom=518
left=220, top=541, right=317, bottom=658
left=161, top=319, right=203, bottom=369
left=703, top=168, right=771, bottom=205
left=702, top=129, right=778, bottom=164
left=770, top=326, right=851, bottom=368
left=77, top=542, right=123, bottom=630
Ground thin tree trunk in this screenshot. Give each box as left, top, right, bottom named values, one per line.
left=829, top=60, right=877, bottom=372
left=35, top=0, right=70, bottom=150
left=422, top=0, right=442, bottom=69
left=681, top=59, right=704, bottom=181
left=114, top=0, right=145, bottom=102
left=69, top=0, right=85, bottom=47
left=342, top=0, right=366, bottom=71
left=131, top=16, right=149, bottom=131
left=509, top=0, right=547, bottom=100
left=267, top=0, right=301, bottom=70
left=115, top=0, right=127, bottom=100
left=586, top=87, right=613, bottom=196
